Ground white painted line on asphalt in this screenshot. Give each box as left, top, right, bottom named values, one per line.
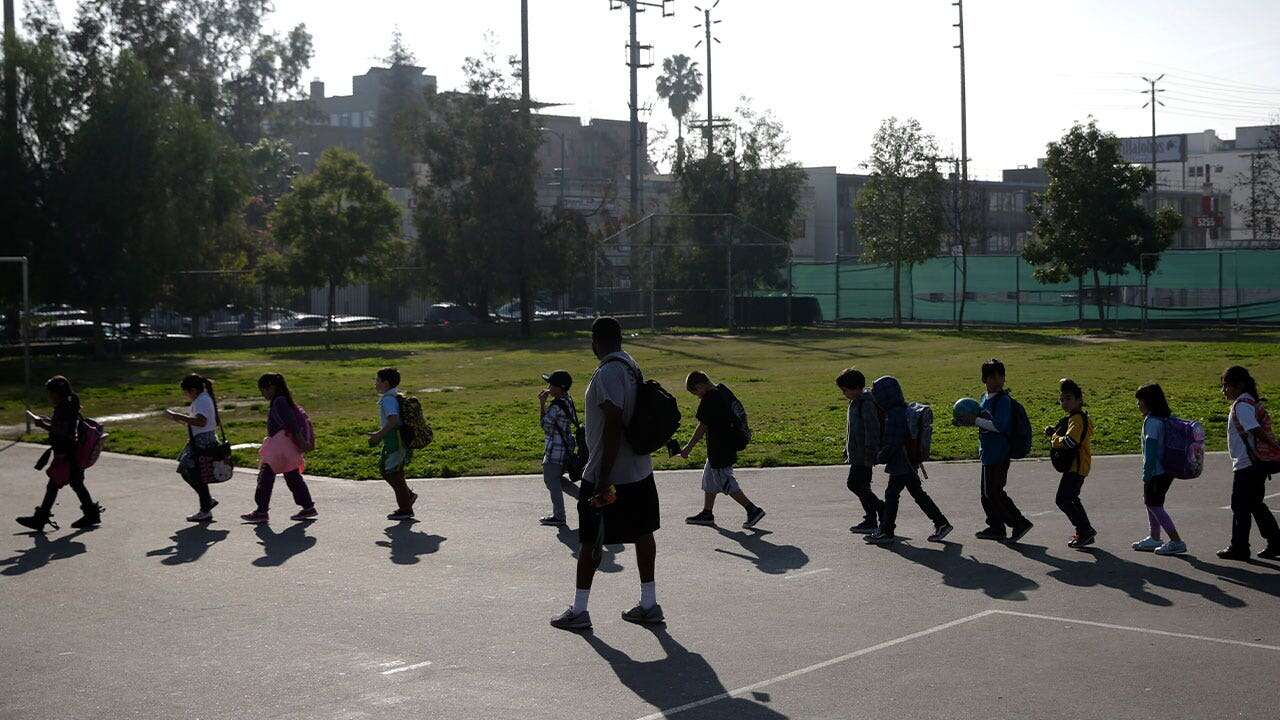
left=1024, top=511, right=1056, bottom=517
left=379, top=661, right=405, bottom=668
left=1220, top=491, right=1280, bottom=510
left=994, top=611, right=1280, bottom=651
left=381, top=660, right=432, bottom=675
left=630, top=610, right=999, bottom=720
left=781, top=568, right=831, bottom=580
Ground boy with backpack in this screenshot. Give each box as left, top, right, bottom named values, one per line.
left=368, top=367, right=417, bottom=520
left=538, top=370, right=580, bottom=527
left=680, top=371, right=765, bottom=529
left=837, top=368, right=883, bottom=534
left=865, top=376, right=952, bottom=545
left=959, top=359, right=1034, bottom=544
left=1045, top=378, right=1095, bottom=548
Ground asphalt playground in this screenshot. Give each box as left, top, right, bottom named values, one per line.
left=2, top=442, right=1278, bottom=719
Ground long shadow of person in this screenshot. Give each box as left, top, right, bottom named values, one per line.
left=145, top=525, right=230, bottom=566
left=252, top=521, right=317, bottom=567
left=1011, top=544, right=1245, bottom=608
left=376, top=520, right=446, bottom=565
left=1, top=530, right=92, bottom=576
left=713, top=528, right=809, bottom=575
left=582, top=626, right=788, bottom=719
left=1169, top=554, right=1280, bottom=600
left=883, top=541, right=1039, bottom=601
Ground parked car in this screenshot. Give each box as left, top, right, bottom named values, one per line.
left=288, top=314, right=328, bottom=330
left=331, top=315, right=388, bottom=330
left=425, top=303, right=480, bottom=326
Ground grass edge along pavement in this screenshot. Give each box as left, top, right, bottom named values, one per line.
left=2, top=327, right=1277, bottom=480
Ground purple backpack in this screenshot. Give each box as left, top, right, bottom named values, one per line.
left=1161, top=417, right=1205, bottom=480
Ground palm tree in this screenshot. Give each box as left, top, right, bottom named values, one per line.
left=655, top=54, right=703, bottom=170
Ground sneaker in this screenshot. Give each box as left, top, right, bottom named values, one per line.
left=1154, top=540, right=1187, bottom=556
left=539, top=515, right=567, bottom=527
left=549, top=607, right=592, bottom=631
left=621, top=604, right=665, bottom=625
left=1008, top=521, right=1034, bottom=544
left=240, top=510, right=269, bottom=524
left=866, top=531, right=896, bottom=545
left=1259, top=545, right=1280, bottom=560
left=1132, top=536, right=1163, bottom=552
left=685, top=510, right=715, bottom=526
left=1216, top=546, right=1251, bottom=561
left=928, top=523, right=954, bottom=542
left=849, top=518, right=879, bottom=534
left=1067, top=531, right=1097, bottom=549
left=975, top=527, right=1007, bottom=541
left=387, top=508, right=415, bottom=521
left=186, top=509, right=213, bottom=523
left=743, top=506, right=766, bottom=529
left=290, top=507, right=318, bottom=521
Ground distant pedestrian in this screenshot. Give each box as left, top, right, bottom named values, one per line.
left=369, top=367, right=417, bottom=520
left=1131, top=383, right=1187, bottom=555
left=865, top=376, right=952, bottom=545
left=16, top=376, right=104, bottom=532
left=1046, top=378, right=1095, bottom=548
left=240, top=373, right=317, bottom=524
left=680, top=371, right=765, bottom=529
left=538, top=369, right=577, bottom=527
left=166, top=373, right=225, bottom=523
left=837, top=368, right=883, bottom=534
left=550, top=317, right=663, bottom=631
left=1216, top=366, right=1280, bottom=561
left=966, top=359, right=1034, bottom=543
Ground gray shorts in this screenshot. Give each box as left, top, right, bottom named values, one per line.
left=701, top=462, right=740, bottom=494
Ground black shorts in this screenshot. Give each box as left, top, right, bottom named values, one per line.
left=578, top=474, right=660, bottom=546
left=1143, top=473, right=1174, bottom=507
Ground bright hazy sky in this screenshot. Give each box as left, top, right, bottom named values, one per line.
left=31, top=0, right=1280, bottom=178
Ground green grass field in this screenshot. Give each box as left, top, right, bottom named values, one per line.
left=2, top=327, right=1277, bottom=479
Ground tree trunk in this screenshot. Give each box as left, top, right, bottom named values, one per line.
left=91, top=305, right=105, bottom=358
left=519, top=275, right=532, bottom=338
left=892, top=259, right=902, bottom=327
left=327, top=280, right=336, bottom=349
left=675, top=119, right=684, bottom=172
left=958, top=250, right=969, bottom=331
left=1092, top=269, right=1105, bottom=327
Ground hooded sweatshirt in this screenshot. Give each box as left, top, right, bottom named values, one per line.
left=845, top=389, right=881, bottom=468
left=871, top=376, right=912, bottom=476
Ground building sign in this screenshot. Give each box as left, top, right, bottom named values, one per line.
left=1193, top=215, right=1222, bottom=228
left=1120, top=134, right=1186, bottom=164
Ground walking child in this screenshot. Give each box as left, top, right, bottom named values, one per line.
left=681, top=371, right=766, bottom=529
left=369, top=367, right=417, bottom=520
left=1216, top=365, right=1280, bottom=560
left=538, top=370, right=577, bottom=527
left=837, top=368, right=883, bottom=534
left=1132, top=383, right=1187, bottom=555
left=166, top=373, right=223, bottom=523
left=241, top=373, right=317, bottom=524
left=1046, top=378, right=1095, bottom=548
left=966, top=359, right=1034, bottom=543
left=865, top=376, right=952, bottom=545
left=16, top=376, right=104, bottom=532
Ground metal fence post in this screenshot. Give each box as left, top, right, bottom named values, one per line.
left=834, top=255, right=842, bottom=322
left=648, top=218, right=656, bottom=331
left=786, top=259, right=793, bottom=328
left=952, top=256, right=957, bottom=328
left=22, top=258, right=31, bottom=434
left=1218, top=251, right=1224, bottom=322
left=726, top=219, right=734, bottom=330
left=1015, top=255, right=1022, bottom=326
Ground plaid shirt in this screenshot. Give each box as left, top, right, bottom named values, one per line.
left=541, top=398, right=575, bottom=466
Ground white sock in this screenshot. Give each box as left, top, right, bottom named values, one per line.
left=572, top=588, right=590, bottom=614
left=640, top=581, right=656, bottom=609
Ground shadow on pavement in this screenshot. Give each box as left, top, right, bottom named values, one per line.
left=376, top=520, right=446, bottom=564
left=713, top=528, right=809, bottom=575
left=1170, top=554, right=1280, bottom=599
left=1011, top=545, right=1245, bottom=608
left=883, top=540, right=1039, bottom=601
left=582, top=626, right=787, bottom=719
left=145, top=525, right=230, bottom=566
left=252, top=521, right=317, bottom=567
left=1, top=529, right=93, bottom=575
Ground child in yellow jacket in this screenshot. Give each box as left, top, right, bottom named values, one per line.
left=1046, top=378, right=1095, bottom=548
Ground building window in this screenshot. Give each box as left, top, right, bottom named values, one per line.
left=330, top=114, right=339, bottom=126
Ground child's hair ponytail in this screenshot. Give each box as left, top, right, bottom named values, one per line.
left=1223, top=365, right=1262, bottom=402
left=181, top=373, right=219, bottom=423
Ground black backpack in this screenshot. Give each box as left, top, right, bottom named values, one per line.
left=552, top=398, right=589, bottom=482
left=602, top=358, right=681, bottom=455
left=716, top=383, right=753, bottom=451
left=1049, top=411, right=1088, bottom=473
left=1005, top=393, right=1034, bottom=460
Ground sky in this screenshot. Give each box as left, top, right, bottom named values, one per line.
left=28, top=0, right=1280, bottom=179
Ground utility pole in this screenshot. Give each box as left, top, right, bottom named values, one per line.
left=1141, top=74, right=1166, bottom=207
left=611, top=0, right=673, bottom=220
left=519, top=0, right=533, bottom=337
left=3, top=0, right=15, bottom=150
left=693, top=1, right=723, bottom=154
left=952, top=0, right=969, bottom=329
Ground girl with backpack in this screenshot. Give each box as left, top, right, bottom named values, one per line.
left=240, top=373, right=317, bottom=524
left=1132, top=384, right=1186, bottom=556
left=1045, top=378, right=1095, bottom=548
left=16, top=376, right=104, bottom=532
left=538, top=370, right=577, bottom=527
left=1217, top=366, right=1280, bottom=561
left=165, top=373, right=224, bottom=523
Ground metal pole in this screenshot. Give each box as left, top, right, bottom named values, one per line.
left=726, top=219, right=733, bottom=329
left=1218, top=250, right=1224, bottom=322
left=704, top=7, right=713, bottom=153
left=786, top=258, right=793, bottom=328
left=1014, top=255, right=1021, bottom=326
left=648, top=219, right=656, bottom=330
left=629, top=1, right=641, bottom=217
left=834, top=255, right=841, bottom=322
left=22, top=257, right=30, bottom=433
left=952, top=256, right=957, bottom=327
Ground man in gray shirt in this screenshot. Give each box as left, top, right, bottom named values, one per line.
left=551, top=317, right=663, bottom=630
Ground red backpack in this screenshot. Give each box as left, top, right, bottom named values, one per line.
left=1234, top=397, right=1280, bottom=473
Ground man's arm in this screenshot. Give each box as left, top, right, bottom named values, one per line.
left=597, top=400, right=624, bottom=485
left=681, top=422, right=707, bottom=458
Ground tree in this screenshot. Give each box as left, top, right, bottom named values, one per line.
left=655, top=54, right=702, bottom=171
left=853, top=117, right=946, bottom=326
left=1234, top=122, right=1280, bottom=241
left=942, top=177, right=990, bottom=330
left=369, top=30, right=427, bottom=187
left=270, top=147, right=406, bottom=341
left=1025, top=119, right=1181, bottom=324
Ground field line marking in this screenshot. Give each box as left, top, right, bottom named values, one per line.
left=993, top=610, right=1280, bottom=652
left=781, top=568, right=831, bottom=580
left=630, top=609, right=998, bottom=720
left=381, top=660, right=432, bottom=675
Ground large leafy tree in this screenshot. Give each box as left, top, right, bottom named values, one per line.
left=270, top=147, right=406, bottom=339
left=655, top=54, right=702, bottom=171
left=854, top=117, right=946, bottom=326
left=1234, top=123, right=1280, bottom=241
left=1025, top=119, right=1181, bottom=323
left=369, top=31, right=428, bottom=187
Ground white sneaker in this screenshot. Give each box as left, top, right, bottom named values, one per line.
left=186, top=510, right=213, bottom=523
left=1132, top=536, right=1162, bottom=552
left=1155, top=540, right=1187, bottom=556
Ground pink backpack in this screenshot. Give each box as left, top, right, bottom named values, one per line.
left=76, top=417, right=108, bottom=469
left=293, top=406, right=316, bottom=453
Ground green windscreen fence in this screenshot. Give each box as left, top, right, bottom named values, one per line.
left=789, top=250, right=1280, bottom=324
